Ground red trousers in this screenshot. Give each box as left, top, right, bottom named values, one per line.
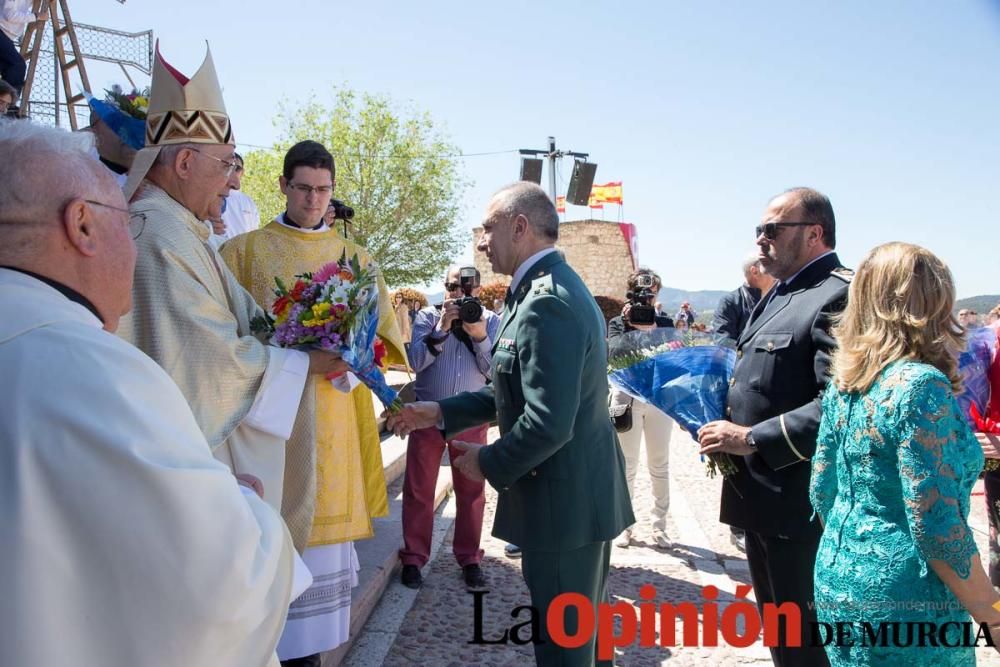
left=400, top=425, right=487, bottom=567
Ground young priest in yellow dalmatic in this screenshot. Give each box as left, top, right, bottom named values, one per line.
left=220, top=140, right=405, bottom=665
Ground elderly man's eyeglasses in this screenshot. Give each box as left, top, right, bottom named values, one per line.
left=288, top=182, right=334, bottom=196
left=84, top=200, right=148, bottom=240
left=188, top=147, right=241, bottom=178
left=755, top=221, right=816, bottom=241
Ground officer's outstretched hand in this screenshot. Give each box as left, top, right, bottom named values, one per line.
left=383, top=401, right=442, bottom=437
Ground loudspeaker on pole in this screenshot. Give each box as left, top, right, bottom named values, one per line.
left=519, top=158, right=543, bottom=184
left=565, top=161, right=597, bottom=206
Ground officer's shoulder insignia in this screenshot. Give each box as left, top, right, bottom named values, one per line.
left=831, top=267, right=854, bottom=283
left=530, top=273, right=553, bottom=295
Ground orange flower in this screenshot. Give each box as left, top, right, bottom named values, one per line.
left=338, top=268, right=354, bottom=282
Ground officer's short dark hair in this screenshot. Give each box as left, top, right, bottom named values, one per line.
left=283, top=140, right=335, bottom=182
left=627, top=267, right=661, bottom=292
left=784, top=187, right=836, bottom=249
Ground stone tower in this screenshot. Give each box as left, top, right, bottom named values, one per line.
left=471, top=219, right=634, bottom=298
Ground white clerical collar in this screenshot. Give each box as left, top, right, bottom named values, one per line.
left=510, top=247, right=558, bottom=294
left=779, top=250, right=834, bottom=288
left=276, top=212, right=329, bottom=234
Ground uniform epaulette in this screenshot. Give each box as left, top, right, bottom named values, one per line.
left=530, top=272, right=553, bottom=296
left=831, top=267, right=854, bottom=283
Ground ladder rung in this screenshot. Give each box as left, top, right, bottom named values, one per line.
left=55, top=28, right=70, bottom=37
left=63, top=59, right=79, bottom=70
left=66, top=93, right=86, bottom=103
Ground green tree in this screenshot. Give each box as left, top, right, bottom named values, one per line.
left=241, top=89, right=469, bottom=287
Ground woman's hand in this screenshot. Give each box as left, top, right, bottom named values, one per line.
left=976, top=432, right=1000, bottom=459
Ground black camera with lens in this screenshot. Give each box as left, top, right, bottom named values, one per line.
left=452, top=266, right=483, bottom=329
left=626, top=273, right=657, bottom=326
left=329, top=199, right=354, bottom=221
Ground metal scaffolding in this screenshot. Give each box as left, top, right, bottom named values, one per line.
left=18, top=4, right=152, bottom=128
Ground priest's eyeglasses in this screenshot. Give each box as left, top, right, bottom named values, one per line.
left=84, top=200, right=148, bottom=240
left=188, top=147, right=241, bottom=178
left=287, top=182, right=334, bottom=196
left=755, top=221, right=817, bottom=241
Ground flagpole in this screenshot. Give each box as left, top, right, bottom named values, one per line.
left=547, top=136, right=557, bottom=202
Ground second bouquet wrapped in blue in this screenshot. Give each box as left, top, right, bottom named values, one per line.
left=608, top=327, right=737, bottom=476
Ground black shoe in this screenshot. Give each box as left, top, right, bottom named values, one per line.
left=401, top=564, right=422, bottom=589
left=463, top=563, right=487, bottom=591
left=280, top=654, right=322, bottom=667
left=503, top=543, right=522, bottom=559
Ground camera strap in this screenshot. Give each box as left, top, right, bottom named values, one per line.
left=452, top=327, right=485, bottom=368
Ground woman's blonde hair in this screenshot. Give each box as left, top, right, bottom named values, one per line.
left=831, top=242, right=963, bottom=394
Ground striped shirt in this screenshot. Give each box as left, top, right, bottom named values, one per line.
left=408, top=306, right=501, bottom=401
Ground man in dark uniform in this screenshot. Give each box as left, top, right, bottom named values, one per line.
left=698, top=187, right=850, bottom=667
left=387, top=182, right=633, bottom=666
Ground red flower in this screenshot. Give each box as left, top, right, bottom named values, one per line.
left=271, top=295, right=291, bottom=316
left=374, top=338, right=387, bottom=367
left=289, top=279, right=307, bottom=301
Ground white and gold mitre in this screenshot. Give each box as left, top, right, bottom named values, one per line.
left=124, top=41, right=234, bottom=200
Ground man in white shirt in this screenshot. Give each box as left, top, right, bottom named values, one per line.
left=0, top=0, right=46, bottom=108
left=0, top=110, right=300, bottom=667
left=210, top=152, right=262, bottom=248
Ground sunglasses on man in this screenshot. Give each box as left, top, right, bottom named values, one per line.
left=755, top=221, right=817, bottom=241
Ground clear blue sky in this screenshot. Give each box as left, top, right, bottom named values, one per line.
left=78, top=0, right=1000, bottom=296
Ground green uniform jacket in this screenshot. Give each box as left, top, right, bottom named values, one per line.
left=439, top=251, right=634, bottom=551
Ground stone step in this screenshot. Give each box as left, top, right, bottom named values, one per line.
left=322, top=461, right=454, bottom=667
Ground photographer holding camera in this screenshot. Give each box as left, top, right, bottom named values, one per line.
left=607, top=267, right=675, bottom=548
left=400, top=265, right=500, bottom=592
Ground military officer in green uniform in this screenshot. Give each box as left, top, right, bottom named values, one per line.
left=387, top=182, right=633, bottom=666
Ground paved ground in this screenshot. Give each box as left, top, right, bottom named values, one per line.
left=347, top=422, right=1000, bottom=666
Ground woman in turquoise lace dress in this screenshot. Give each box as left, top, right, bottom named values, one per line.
left=809, top=242, right=1000, bottom=666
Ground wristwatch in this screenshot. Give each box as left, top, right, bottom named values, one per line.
left=745, top=429, right=757, bottom=450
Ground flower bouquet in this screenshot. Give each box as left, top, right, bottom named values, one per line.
left=252, top=251, right=401, bottom=412
left=104, top=85, right=151, bottom=120
left=84, top=85, right=150, bottom=152
left=957, top=325, right=1000, bottom=472
left=608, top=327, right=737, bottom=477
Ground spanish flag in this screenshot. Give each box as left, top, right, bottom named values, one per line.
left=589, top=181, right=623, bottom=205
left=556, top=195, right=566, bottom=213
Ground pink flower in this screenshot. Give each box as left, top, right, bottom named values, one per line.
left=312, top=261, right=343, bottom=285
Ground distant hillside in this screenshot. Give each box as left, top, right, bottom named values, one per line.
left=956, top=295, right=1000, bottom=315
left=422, top=289, right=999, bottom=321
